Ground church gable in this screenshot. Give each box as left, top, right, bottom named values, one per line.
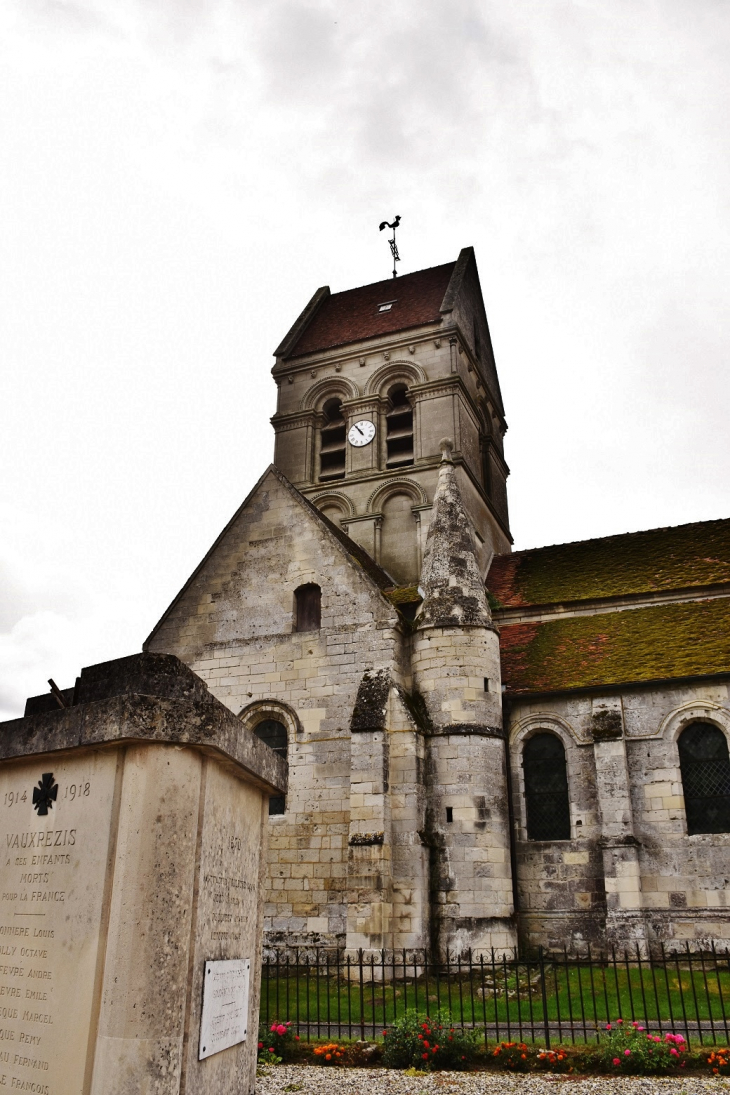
left=146, top=464, right=399, bottom=665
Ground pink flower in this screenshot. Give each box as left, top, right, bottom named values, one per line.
left=638, top=1026, right=644, bottom=1032
left=276, top=1024, right=287, bottom=1036
left=270, top=1025, right=277, bottom=1033
left=616, top=1018, right=623, bottom=1024
left=670, top=1048, right=678, bottom=1057
left=613, top=1058, right=621, bottom=1066
left=624, top=1049, right=631, bottom=1056
left=606, top=1023, right=612, bottom=1030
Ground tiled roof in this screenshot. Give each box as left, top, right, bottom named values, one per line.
left=499, top=596, right=730, bottom=695
left=488, top=518, right=730, bottom=608
left=286, top=262, right=455, bottom=358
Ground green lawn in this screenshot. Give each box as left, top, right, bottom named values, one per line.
left=260, top=957, right=730, bottom=1045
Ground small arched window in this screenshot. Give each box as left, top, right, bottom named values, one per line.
left=294, top=583, right=321, bottom=632
left=678, top=723, right=730, bottom=835
left=254, top=718, right=287, bottom=816
left=320, top=398, right=346, bottom=481
left=523, top=733, right=571, bottom=841
left=385, top=384, right=414, bottom=468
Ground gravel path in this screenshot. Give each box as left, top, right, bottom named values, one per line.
left=256, top=1065, right=730, bottom=1095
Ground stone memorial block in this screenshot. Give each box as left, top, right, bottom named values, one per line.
left=0, top=653, right=286, bottom=1095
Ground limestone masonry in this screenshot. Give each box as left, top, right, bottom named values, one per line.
left=140, top=246, right=729, bottom=956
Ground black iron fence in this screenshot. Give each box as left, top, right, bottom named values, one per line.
left=261, top=945, right=730, bottom=1047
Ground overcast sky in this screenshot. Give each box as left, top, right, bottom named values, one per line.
left=1, top=0, right=728, bottom=719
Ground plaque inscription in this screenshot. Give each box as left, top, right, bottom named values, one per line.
left=0, top=753, right=116, bottom=1095
left=198, top=959, right=249, bottom=1061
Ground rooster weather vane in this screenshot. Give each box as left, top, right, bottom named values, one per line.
left=379, top=215, right=401, bottom=278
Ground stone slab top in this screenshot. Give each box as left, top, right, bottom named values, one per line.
left=0, top=652, right=287, bottom=794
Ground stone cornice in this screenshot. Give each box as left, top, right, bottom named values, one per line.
left=270, top=410, right=317, bottom=432
left=272, top=322, right=449, bottom=375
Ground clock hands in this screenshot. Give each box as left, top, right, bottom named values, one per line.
left=354, top=424, right=365, bottom=437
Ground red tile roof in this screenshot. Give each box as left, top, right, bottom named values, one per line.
left=488, top=518, right=730, bottom=608
left=499, top=596, right=730, bottom=695
left=286, top=262, right=455, bottom=358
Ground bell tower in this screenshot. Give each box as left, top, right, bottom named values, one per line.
left=270, top=247, right=512, bottom=584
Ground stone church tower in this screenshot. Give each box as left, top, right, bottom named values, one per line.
left=270, top=247, right=511, bottom=583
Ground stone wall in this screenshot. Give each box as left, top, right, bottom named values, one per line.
left=508, top=678, right=730, bottom=951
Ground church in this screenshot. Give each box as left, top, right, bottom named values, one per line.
left=145, top=247, right=730, bottom=957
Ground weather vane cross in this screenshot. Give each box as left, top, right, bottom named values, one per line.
left=379, top=215, right=401, bottom=278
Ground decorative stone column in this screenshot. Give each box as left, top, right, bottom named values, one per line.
left=590, top=697, right=648, bottom=950
left=346, top=669, right=431, bottom=957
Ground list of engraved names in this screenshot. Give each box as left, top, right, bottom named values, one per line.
left=0, top=755, right=116, bottom=1095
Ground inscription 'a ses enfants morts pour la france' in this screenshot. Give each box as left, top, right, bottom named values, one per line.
left=0, top=754, right=116, bottom=1095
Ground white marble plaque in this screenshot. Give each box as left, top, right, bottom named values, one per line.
left=198, top=959, right=249, bottom=1060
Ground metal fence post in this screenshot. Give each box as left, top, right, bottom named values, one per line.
left=539, top=945, right=550, bottom=1048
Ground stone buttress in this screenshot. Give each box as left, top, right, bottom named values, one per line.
left=412, top=439, right=517, bottom=956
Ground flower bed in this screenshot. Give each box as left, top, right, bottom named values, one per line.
left=258, top=1011, right=730, bottom=1076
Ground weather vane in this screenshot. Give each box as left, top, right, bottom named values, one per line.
left=379, top=215, right=401, bottom=278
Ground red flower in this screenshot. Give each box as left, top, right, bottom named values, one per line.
left=422, top=1053, right=428, bottom=1060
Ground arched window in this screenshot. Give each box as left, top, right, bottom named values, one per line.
left=320, top=398, right=346, bottom=481
left=294, top=583, right=321, bottom=632
left=523, top=733, right=571, bottom=840
left=385, top=384, right=414, bottom=468
left=678, top=722, right=730, bottom=835
left=254, top=718, right=287, bottom=816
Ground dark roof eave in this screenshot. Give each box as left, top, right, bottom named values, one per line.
left=504, top=670, right=730, bottom=703
left=284, top=316, right=444, bottom=362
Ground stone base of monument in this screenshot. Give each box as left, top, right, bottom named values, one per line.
left=0, top=653, right=286, bottom=1095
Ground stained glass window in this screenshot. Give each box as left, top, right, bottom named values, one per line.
left=523, top=732, right=571, bottom=841
left=678, top=722, right=730, bottom=835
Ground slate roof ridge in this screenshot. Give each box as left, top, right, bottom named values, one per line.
left=498, top=515, right=730, bottom=560
left=305, top=260, right=455, bottom=304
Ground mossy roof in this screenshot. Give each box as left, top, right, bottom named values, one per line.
left=488, top=518, right=730, bottom=608
left=499, top=596, right=730, bottom=695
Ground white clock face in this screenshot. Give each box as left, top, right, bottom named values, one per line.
left=348, top=420, right=376, bottom=447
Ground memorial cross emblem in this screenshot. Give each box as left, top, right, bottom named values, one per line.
left=32, top=773, right=58, bottom=816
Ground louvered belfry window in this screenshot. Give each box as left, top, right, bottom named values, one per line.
left=385, top=385, right=414, bottom=468
left=678, top=722, right=730, bottom=835
left=254, top=718, right=287, bottom=816
left=320, top=398, right=346, bottom=481
left=523, top=732, right=571, bottom=841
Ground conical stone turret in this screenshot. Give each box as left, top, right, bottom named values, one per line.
left=418, top=438, right=492, bottom=629
left=411, top=439, right=516, bottom=957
